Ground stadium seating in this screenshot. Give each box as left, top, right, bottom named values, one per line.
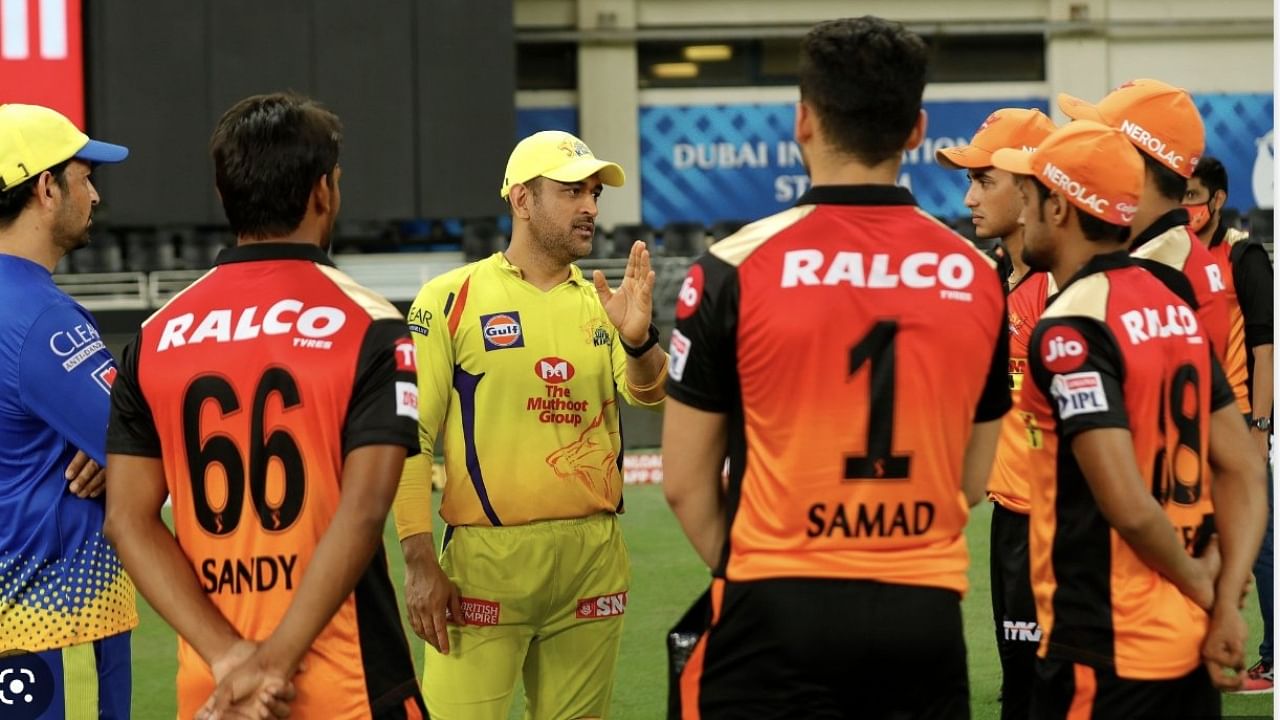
left=710, top=219, right=748, bottom=241
left=588, top=226, right=615, bottom=259
left=462, top=219, right=505, bottom=261
left=1247, top=207, right=1273, bottom=244
left=610, top=223, right=657, bottom=258
left=659, top=222, right=707, bottom=257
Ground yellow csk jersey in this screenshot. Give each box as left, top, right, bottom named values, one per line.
left=394, top=253, right=663, bottom=532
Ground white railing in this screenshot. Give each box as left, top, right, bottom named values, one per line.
left=149, top=270, right=210, bottom=307
left=53, top=272, right=149, bottom=310
left=54, top=254, right=700, bottom=310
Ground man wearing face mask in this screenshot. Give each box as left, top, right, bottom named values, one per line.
left=393, top=130, right=668, bottom=719
left=996, top=120, right=1266, bottom=716
left=1187, top=155, right=1274, bottom=693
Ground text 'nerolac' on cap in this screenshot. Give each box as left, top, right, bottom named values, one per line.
left=936, top=108, right=1057, bottom=170
left=500, top=130, right=625, bottom=199
left=1057, top=78, right=1204, bottom=178
left=0, top=104, right=129, bottom=192
left=991, top=120, right=1144, bottom=227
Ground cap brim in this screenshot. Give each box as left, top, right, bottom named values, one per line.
left=936, top=145, right=993, bottom=170
left=990, top=148, right=1035, bottom=176
left=74, top=139, right=129, bottom=164
left=543, top=157, right=625, bottom=188
left=1057, top=93, right=1104, bottom=122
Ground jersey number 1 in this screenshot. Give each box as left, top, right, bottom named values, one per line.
left=846, top=321, right=911, bottom=480
left=183, top=369, right=306, bottom=536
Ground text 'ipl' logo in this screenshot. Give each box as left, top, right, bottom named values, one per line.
left=481, top=311, right=525, bottom=351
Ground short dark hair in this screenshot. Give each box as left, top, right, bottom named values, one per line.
left=798, top=16, right=928, bottom=165
left=1191, top=155, right=1228, bottom=197
left=210, top=92, right=342, bottom=238
left=1032, top=178, right=1129, bottom=244
left=1141, top=152, right=1188, bottom=202
left=0, top=161, right=69, bottom=230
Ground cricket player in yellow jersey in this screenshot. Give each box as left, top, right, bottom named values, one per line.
left=393, top=130, right=668, bottom=719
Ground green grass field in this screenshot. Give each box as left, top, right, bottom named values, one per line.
left=131, top=487, right=1273, bottom=718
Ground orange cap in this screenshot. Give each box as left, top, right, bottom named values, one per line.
left=936, top=108, right=1057, bottom=169
left=991, top=120, right=1144, bottom=226
left=1057, top=79, right=1204, bottom=178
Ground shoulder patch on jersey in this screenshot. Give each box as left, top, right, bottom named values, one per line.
left=668, top=328, right=691, bottom=382
left=675, top=264, right=705, bottom=320
left=1050, top=371, right=1109, bottom=419
left=315, top=265, right=401, bottom=321
left=710, top=206, right=816, bottom=267
left=1039, top=324, right=1089, bottom=373
left=1042, top=273, right=1110, bottom=322
left=1130, top=225, right=1193, bottom=269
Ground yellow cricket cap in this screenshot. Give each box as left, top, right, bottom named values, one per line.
left=499, top=130, right=624, bottom=199
left=0, top=104, right=128, bottom=192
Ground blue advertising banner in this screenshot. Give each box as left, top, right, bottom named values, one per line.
left=638, top=99, right=1049, bottom=227
left=517, top=92, right=1273, bottom=227
left=1197, top=93, right=1273, bottom=210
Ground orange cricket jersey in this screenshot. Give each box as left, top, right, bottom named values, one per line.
left=987, top=271, right=1054, bottom=513
left=106, top=244, right=422, bottom=718
left=1022, top=251, right=1236, bottom=679
left=667, top=185, right=1010, bottom=596
left=1206, top=226, right=1256, bottom=414
left=1129, top=209, right=1231, bottom=378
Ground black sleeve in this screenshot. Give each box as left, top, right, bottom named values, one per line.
left=105, top=335, right=163, bottom=457
left=1132, top=257, right=1199, bottom=309
left=1208, top=354, right=1237, bottom=413
left=665, top=253, right=740, bottom=412
left=975, top=293, right=1013, bottom=422
left=342, top=318, right=420, bottom=456
left=1028, top=317, right=1129, bottom=441
left=1231, top=241, right=1273, bottom=348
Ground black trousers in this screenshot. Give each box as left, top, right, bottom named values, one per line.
left=686, top=578, right=969, bottom=719
left=990, top=503, right=1039, bottom=719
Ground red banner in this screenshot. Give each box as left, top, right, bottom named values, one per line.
left=0, top=0, right=84, bottom=127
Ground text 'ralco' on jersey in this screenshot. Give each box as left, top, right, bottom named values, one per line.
left=667, top=185, right=1010, bottom=596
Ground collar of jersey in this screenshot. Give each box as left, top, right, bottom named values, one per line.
left=215, top=242, right=336, bottom=267
left=1129, top=207, right=1192, bottom=253
left=1207, top=222, right=1229, bottom=250
left=1059, top=250, right=1135, bottom=295
left=491, top=251, right=591, bottom=287
left=794, top=184, right=917, bottom=208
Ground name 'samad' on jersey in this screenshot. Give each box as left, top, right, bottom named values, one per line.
left=155, top=299, right=348, bottom=352
left=780, top=250, right=978, bottom=302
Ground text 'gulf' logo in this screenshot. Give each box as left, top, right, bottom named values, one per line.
left=481, top=311, right=525, bottom=351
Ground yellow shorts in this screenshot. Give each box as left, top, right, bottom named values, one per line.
left=423, top=513, right=631, bottom=720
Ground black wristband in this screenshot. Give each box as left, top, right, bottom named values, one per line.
left=621, top=323, right=660, bottom=358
